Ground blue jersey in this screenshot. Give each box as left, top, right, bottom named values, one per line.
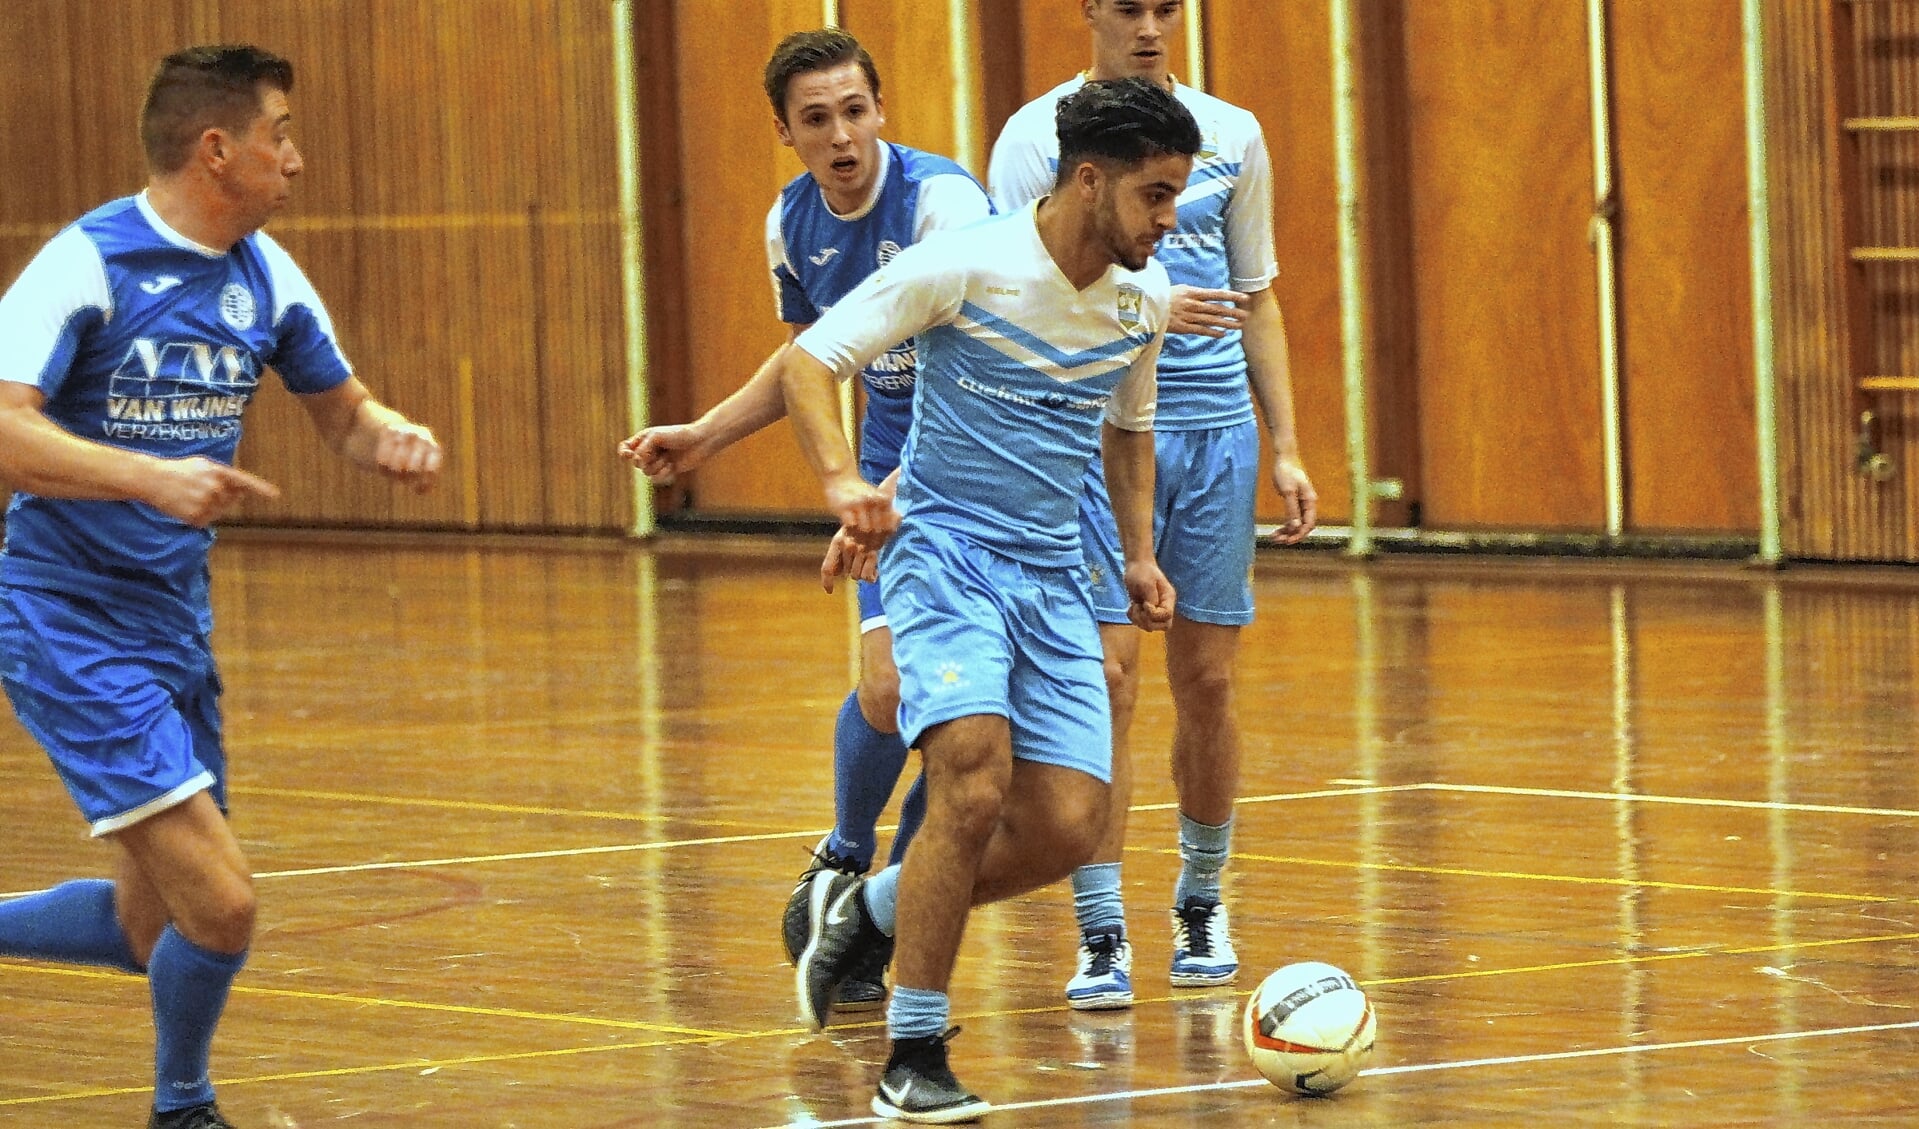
left=0, top=192, right=353, bottom=632
left=989, top=77, right=1280, bottom=430
left=766, top=141, right=992, bottom=483
left=796, top=204, right=1169, bottom=568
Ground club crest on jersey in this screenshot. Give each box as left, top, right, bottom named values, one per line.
left=877, top=240, right=903, bottom=267
left=219, top=284, right=256, bottom=331
left=1116, top=285, right=1144, bottom=332
left=1198, top=130, right=1219, bottom=162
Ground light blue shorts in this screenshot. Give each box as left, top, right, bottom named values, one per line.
left=1081, top=420, right=1259, bottom=626
left=879, top=525, right=1112, bottom=783
left=0, top=588, right=226, bottom=837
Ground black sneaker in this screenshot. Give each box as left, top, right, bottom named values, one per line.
left=870, top=1028, right=991, bottom=1124
left=834, top=929, right=895, bottom=1012
left=149, top=1103, right=236, bottom=1129
left=794, top=870, right=886, bottom=1031
left=782, top=836, right=866, bottom=965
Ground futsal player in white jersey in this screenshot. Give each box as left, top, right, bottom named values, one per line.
left=0, top=47, right=441, bottom=1129
left=781, top=78, right=1199, bottom=1123
left=988, top=0, right=1319, bottom=1010
left=618, top=29, right=993, bottom=1010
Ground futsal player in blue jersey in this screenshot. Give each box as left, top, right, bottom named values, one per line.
left=780, top=78, right=1199, bottom=1122
left=0, top=46, right=441, bottom=1129
left=618, top=30, right=992, bottom=1010
left=988, top=0, right=1319, bottom=1011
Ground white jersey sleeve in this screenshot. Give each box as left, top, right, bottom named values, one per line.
left=253, top=230, right=354, bottom=391
left=793, top=238, right=967, bottom=380
left=0, top=226, right=112, bottom=390
left=913, top=174, right=994, bottom=241
left=1106, top=272, right=1170, bottom=432
left=987, top=101, right=1059, bottom=213
left=1223, top=122, right=1281, bottom=294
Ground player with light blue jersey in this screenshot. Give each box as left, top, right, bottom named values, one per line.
left=0, top=47, right=441, bottom=1129
left=781, top=78, right=1199, bottom=1123
left=988, top=0, right=1320, bottom=1013
left=619, top=29, right=992, bottom=1015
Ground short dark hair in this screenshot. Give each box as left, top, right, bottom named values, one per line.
left=763, top=29, right=881, bottom=122
left=1054, top=77, right=1202, bottom=183
left=141, top=45, right=295, bottom=174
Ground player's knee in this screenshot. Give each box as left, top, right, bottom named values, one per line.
left=1054, top=789, right=1107, bottom=867
left=189, top=875, right=257, bottom=953
left=1170, top=662, right=1234, bottom=712
left=857, top=671, right=901, bottom=731
left=933, top=767, right=1009, bottom=845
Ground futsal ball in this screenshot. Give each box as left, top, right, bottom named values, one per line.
left=1242, top=961, right=1375, bottom=1095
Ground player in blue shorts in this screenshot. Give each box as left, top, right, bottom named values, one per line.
left=781, top=78, right=1199, bottom=1122
left=0, top=46, right=442, bottom=1129
left=988, top=0, right=1320, bottom=1011
left=619, top=29, right=992, bottom=1011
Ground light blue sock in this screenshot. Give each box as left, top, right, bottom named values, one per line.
left=1174, top=813, right=1233, bottom=906
left=1071, top=862, right=1126, bottom=936
left=887, top=985, right=950, bottom=1042
left=149, top=926, right=246, bottom=1113
left=862, top=864, right=900, bottom=937
left=0, top=879, right=142, bottom=972
left=886, top=772, right=926, bottom=868
left=829, top=692, right=910, bottom=870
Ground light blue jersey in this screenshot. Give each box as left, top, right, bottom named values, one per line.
left=767, top=141, right=992, bottom=484
left=795, top=204, right=1169, bottom=568
left=0, top=192, right=353, bottom=632
left=989, top=76, right=1278, bottom=430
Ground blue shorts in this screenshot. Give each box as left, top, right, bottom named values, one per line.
left=0, top=588, right=226, bottom=837
left=856, top=578, right=887, bottom=634
left=879, top=525, right=1112, bottom=783
left=1082, top=420, right=1259, bottom=626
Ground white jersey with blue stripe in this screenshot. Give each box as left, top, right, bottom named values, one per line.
left=766, top=141, right=993, bottom=483
left=0, top=192, right=353, bottom=629
left=988, top=76, right=1278, bottom=430
left=795, top=204, right=1168, bottom=568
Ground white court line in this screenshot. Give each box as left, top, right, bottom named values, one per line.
left=759, top=1018, right=1919, bottom=1129
left=1423, top=782, right=1919, bottom=820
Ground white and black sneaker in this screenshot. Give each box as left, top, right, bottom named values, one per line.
left=1169, top=896, right=1238, bottom=987
left=1064, top=928, right=1134, bottom=1010
left=794, top=870, right=889, bottom=1031
left=870, top=1027, right=991, bottom=1124
left=781, top=836, right=865, bottom=964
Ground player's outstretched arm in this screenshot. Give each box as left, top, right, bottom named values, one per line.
left=1102, top=422, right=1175, bottom=632
left=617, top=339, right=800, bottom=484
left=1242, top=288, right=1317, bottom=543
left=298, top=377, right=442, bottom=493
left=819, top=465, right=898, bottom=592
left=779, top=346, right=896, bottom=546
left=0, top=381, right=280, bottom=526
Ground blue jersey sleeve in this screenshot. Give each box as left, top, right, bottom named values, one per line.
left=765, top=201, right=820, bottom=325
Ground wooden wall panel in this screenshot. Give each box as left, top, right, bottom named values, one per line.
left=1207, top=3, right=1349, bottom=525
left=1767, top=0, right=1919, bottom=561
left=1611, top=1, right=1758, bottom=534
left=1399, top=1, right=1604, bottom=530
left=667, top=0, right=832, bottom=517
left=841, top=1, right=976, bottom=173
left=0, top=0, right=633, bottom=533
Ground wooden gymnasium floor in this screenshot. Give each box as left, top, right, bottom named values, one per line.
left=0, top=532, right=1917, bottom=1127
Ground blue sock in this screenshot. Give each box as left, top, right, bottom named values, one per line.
left=828, top=691, right=909, bottom=871
left=149, top=925, right=247, bottom=1113
left=1071, top=862, right=1126, bottom=935
left=887, top=771, right=927, bottom=867
left=1175, top=813, right=1233, bottom=906
left=0, top=879, right=142, bottom=972
left=862, top=864, right=900, bottom=937
left=887, top=985, right=950, bottom=1041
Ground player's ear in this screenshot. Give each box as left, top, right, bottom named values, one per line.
left=1074, top=159, right=1102, bottom=199
left=773, top=114, right=795, bottom=148
left=200, top=128, right=228, bottom=172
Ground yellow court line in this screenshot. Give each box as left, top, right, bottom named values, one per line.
left=1209, top=848, right=1896, bottom=904
left=9, top=928, right=1919, bottom=1110
left=0, top=961, right=729, bottom=1038
left=1422, top=781, right=1919, bottom=820
left=244, top=785, right=681, bottom=825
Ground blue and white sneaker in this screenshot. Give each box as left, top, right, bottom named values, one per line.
left=1169, top=897, right=1238, bottom=987
left=1064, top=929, right=1134, bottom=1011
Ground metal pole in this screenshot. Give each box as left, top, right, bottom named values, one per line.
left=949, top=0, right=981, bottom=172
left=1588, top=0, right=1625, bottom=538
left=1330, top=0, right=1373, bottom=557
left=1743, top=0, right=1783, bottom=563
left=611, top=0, right=653, bottom=537
left=1186, top=0, right=1207, bottom=91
